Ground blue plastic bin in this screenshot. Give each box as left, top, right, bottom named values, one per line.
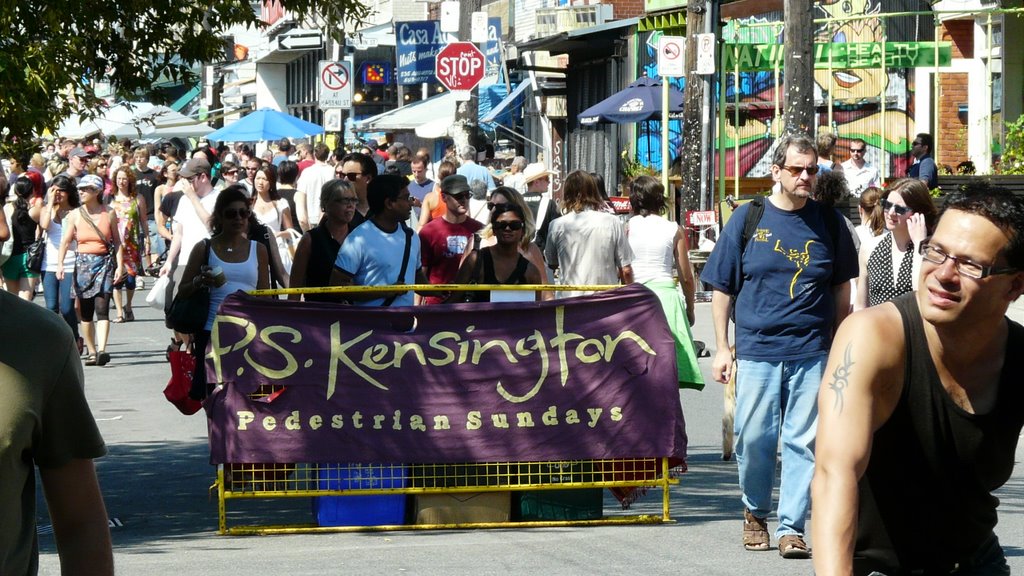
left=313, top=464, right=407, bottom=527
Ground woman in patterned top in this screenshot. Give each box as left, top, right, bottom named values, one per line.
left=109, top=165, right=149, bottom=322
left=854, top=178, right=936, bottom=309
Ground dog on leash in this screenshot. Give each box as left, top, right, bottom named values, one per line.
left=722, top=349, right=736, bottom=461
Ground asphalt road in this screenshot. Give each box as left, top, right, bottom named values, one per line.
left=34, top=291, right=1024, bottom=575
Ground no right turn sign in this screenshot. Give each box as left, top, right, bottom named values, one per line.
left=319, top=60, right=352, bottom=109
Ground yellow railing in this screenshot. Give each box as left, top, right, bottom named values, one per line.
left=212, top=283, right=679, bottom=535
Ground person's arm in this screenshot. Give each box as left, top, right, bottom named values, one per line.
left=39, top=459, right=114, bottom=576
left=918, top=158, right=937, bottom=188
left=55, top=211, right=77, bottom=281
left=0, top=203, right=10, bottom=243
left=619, top=264, right=634, bottom=285
left=674, top=227, right=697, bottom=326
left=854, top=246, right=870, bottom=311
left=266, top=231, right=289, bottom=288
left=286, top=234, right=312, bottom=301
left=159, top=220, right=183, bottom=277
left=255, top=242, right=271, bottom=290
left=294, top=190, right=309, bottom=232
left=28, top=197, right=43, bottom=223
left=907, top=213, right=928, bottom=291
left=710, top=289, right=733, bottom=384
left=40, top=187, right=57, bottom=230
left=108, top=209, right=125, bottom=283
left=523, top=261, right=546, bottom=301
left=175, top=241, right=210, bottom=300
left=418, top=193, right=434, bottom=228
left=137, top=194, right=150, bottom=242
left=278, top=204, right=295, bottom=238
left=812, top=310, right=903, bottom=576
left=832, top=281, right=852, bottom=329
left=444, top=250, right=479, bottom=303
left=155, top=198, right=173, bottom=242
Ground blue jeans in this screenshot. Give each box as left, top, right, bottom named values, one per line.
left=148, top=218, right=164, bottom=258
left=43, top=271, right=79, bottom=338
left=735, top=354, right=826, bottom=538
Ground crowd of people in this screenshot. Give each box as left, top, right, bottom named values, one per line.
left=5, top=125, right=1024, bottom=576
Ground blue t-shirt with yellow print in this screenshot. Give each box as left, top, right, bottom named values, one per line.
left=701, top=198, right=859, bottom=361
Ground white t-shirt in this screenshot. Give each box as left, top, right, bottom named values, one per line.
left=544, top=209, right=633, bottom=298
left=335, top=221, right=420, bottom=307
left=841, top=159, right=880, bottom=197
left=297, top=161, right=336, bottom=226
left=173, top=191, right=220, bottom=266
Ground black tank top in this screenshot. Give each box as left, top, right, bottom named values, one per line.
left=303, top=223, right=342, bottom=302
left=465, top=247, right=529, bottom=303
left=10, top=200, right=38, bottom=255
left=854, top=293, right=1024, bottom=574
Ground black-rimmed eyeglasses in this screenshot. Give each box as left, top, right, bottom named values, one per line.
left=919, top=243, right=1017, bottom=279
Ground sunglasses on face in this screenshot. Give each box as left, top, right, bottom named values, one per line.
left=493, top=220, right=525, bottom=231
left=850, top=148, right=865, bottom=154
left=225, top=170, right=238, bottom=176
left=223, top=207, right=251, bottom=220
left=881, top=199, right=912, bottom=216
left=779, top=164, right=820, bottom=176
left=335, top=197, right=359, bottom=205
left=487, top=201, right=511, bottom=211
left=343, top=172, right=363, bottom=181
left=446, top=192, right=470, bottom=202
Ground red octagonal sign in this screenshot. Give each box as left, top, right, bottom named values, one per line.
left=435, top=42, right=486, bottom=92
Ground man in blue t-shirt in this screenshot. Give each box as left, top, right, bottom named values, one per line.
left=331, top=175, right=425, bottom=307
left=702, top=133, right=859, bottom=559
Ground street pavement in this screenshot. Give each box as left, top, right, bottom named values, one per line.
left=34, top=290, right=1024, bottom=575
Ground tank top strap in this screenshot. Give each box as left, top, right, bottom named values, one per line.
left=892, top=292, right=928, bottom=401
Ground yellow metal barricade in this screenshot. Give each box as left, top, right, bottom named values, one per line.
left=212, top=284, right=682, bottom=535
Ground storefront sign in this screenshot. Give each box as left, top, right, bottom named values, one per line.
left=205, top=286, right=687, bottom=465
left=395, top=21, right=445, bottom=85
left=723, top=41, right=952, bottom=71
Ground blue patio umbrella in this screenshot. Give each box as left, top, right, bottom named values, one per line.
left=206, top=108, right=325, bottom=142
left=578, top=76, right=685, bottom=125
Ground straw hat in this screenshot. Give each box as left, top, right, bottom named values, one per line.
left=522, top=162, right=555, bottom=185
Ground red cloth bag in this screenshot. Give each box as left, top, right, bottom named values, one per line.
left=165, top=350, right=203, bottom=415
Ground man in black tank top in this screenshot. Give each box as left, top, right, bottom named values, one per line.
left=812, top=186, right=1024, bottom=575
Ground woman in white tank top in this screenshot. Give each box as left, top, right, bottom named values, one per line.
left=176, top=186, right=270, bottom=399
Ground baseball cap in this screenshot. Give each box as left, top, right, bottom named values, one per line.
left=441, top=174, right=471, bottom=196
left=179, top=156, right=211, bottom=178
left=77, top=174, right=104, bottom=190
left=69, top=147, right=91, bottom=159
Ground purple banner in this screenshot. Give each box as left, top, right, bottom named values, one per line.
left=205, top=285, right=686, bottom=465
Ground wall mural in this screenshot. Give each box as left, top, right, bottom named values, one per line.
left=718, top=0, right=935, bottom=179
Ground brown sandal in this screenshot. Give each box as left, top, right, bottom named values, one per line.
left=778, top=534, right=811, bottom=559
left=743, top=508, right=770, bottom=551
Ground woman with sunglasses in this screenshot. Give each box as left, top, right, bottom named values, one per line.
left=153, top=160, right=180, bottom=259
left=478, top=186, right=550, bottom=291
left=854, top=178, right=937, bottom=310
left=40, top=175, right=84, bottom=353
left=449, top=202, right=545, bottom=303
left=288, top=179, right=357, bottom=302
left=56, top=175, right=124, bottom=366
left=177, top=185, right=269, bottom=399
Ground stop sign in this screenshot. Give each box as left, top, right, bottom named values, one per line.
left=435, top=42, right=486, bottom=92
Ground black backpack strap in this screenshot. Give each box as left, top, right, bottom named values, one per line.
left=739, top=196, right=765, bottom=255
left=381, top=223, right=413, bottom=307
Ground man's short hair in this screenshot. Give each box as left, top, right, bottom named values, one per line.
left=943, top=184, right=1024, bottom=270
left=341, top=152, right=378, bottom=178
left=367, top=174, right=408, bottom=213
left=916, top=132, right=934, bottom=152
left=850, top=137, right=867, bottom=149
left=771, top=133, right=818, bottom=167
left=816, top=132, right=837, bottom=156
left=460, top=146, right=476, bottom=161
left=313, top=143, right=330, bottom=162
left=411, top=157, right=426, bottom=170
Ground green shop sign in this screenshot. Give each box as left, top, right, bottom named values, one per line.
left=723, top=42, right=952, bottom=71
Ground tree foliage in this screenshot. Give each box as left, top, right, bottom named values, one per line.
left=0, top=0, right=370, bottom=157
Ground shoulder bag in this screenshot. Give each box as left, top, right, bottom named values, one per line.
left=381, top=224, right=413, bottom=307
left=167, top=240, right=212, bottom=334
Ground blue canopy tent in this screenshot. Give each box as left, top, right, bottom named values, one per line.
left=206, top=108, right=324, bottom=142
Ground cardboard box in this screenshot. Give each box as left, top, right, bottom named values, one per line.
left=313, top=464, right=406, bottom=527
left=414, top=492, right=511, bottom=524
